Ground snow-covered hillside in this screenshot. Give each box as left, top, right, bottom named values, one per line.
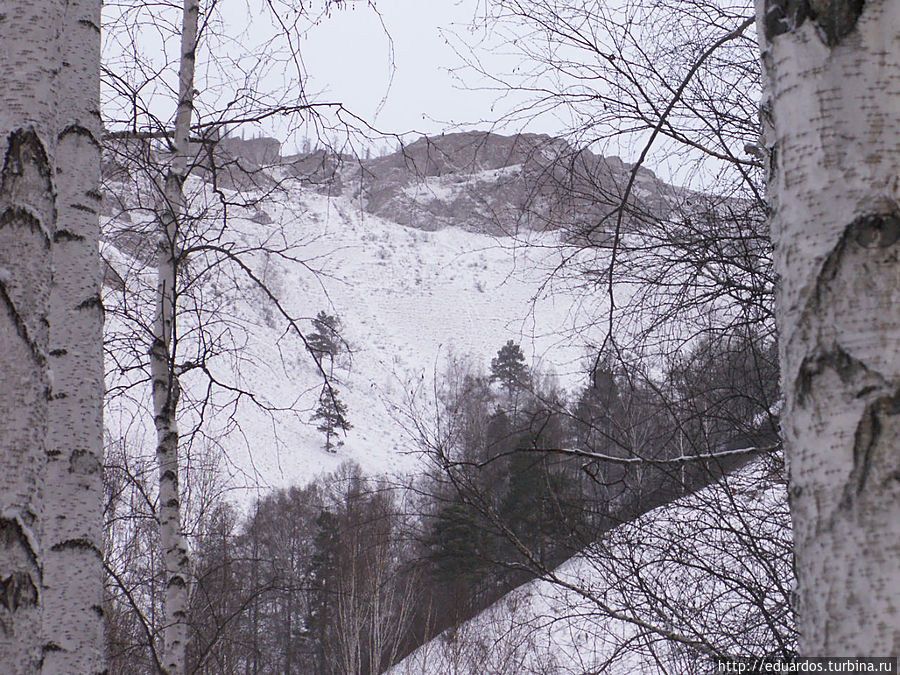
left=102, top=141, right=609, bottom=498
left=386, top=457, right=792, bottom=675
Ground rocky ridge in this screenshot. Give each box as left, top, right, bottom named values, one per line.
left=201, top=130, right=678, bottom=236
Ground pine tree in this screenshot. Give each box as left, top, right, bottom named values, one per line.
left=307, top=509, right=341, bottom=675
left=573, top=359, right=621, bottom=452
left=308, top=311, right=342, bottom=366
left=313, top=387, right=352, bottom=452
left=489, top=340, right=529, bottom=397
left=426, top=501, right=489, bottom=577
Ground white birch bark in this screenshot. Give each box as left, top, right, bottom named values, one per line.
left=42, top=0, right=104, bottom=671
left=152, top=1, right=199, bottom=673
left=756, top=0, right=900, bottom=655
left=0, top=2, right=61, bottom=673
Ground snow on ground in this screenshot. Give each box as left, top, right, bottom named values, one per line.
left=400, top=162, right=525, bottom=204
left=103, top=176, right=606, bottom=500
left=387, top=458, right=792, bottom=675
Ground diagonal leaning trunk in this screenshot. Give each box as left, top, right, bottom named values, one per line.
left=43, top=0, right=105, bottom=671
left=756, top=0, right=900, bottom=655
left=0, top=2, right=62, bottom=673
left=152, top=1, right=199, bottom=673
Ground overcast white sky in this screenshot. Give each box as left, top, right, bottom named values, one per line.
left=299, top=0, right=551, bottom=143
left=101, top=0, right=721, bottom=183
left=103, top=0, right=566, bottom=153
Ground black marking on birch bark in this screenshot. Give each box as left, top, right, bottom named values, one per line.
left=77, top=18, right=101, bottom=34
left=91, top=603, right=104, bottom=618
left=808, top=211, right=900, bottom=314
left=50, top=538, right=102, bottom=557
left=54, top=228, right=85, bottom=242
left=850, top=402, right=878, bottom=494
left=0, top=206, right=47, bottom=238
left=0, top=518, right=40, bottom=613
left=167, top=575, right=187, bottom=589
left=0, top=572, right=39, bottom=612
left=849, top=212, right=900, bottom=248
left=149, top=337, right=167, bottom=359
left=764, top=0, right=865, bottom=45
left=70, top=203, right=97, bottom=215
left=49, top=348, right=67, bottom=357
left=808, top=0, right=865, bottom=45
left=166, top=170, right=187, bottom=194
left=2, top=129, right=52, bottom=182
left=0, top=280, right=46, bottom=366
left=77, top=295, right=104, bottom=315
left=86, top=188, right=102, bottom=202
left=764, top=0, right=812, bottom=39
left=152, top=379, right=168, bottom=399
left=57, top=123, right=100, bottom=149
left=160, top=469, right=177, bottom=483
left=1, top=131, right=54, bottom=237
left=842, top=391, right=900, bottom=500
left=42, top=642, right=63, bottom=653
left=0, top=519, right=38, bottom=567
left=165, top=498, right=179, bottom=508
left=817, top=228, right=852, bottom=300
left=795, top=344, right=869, bottom=406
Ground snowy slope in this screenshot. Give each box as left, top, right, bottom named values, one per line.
left=386, top=458, right=792, bottom=675
left=102, top=168, right=604, bottom=499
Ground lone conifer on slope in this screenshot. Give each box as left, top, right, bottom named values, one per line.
left=308, top=310, right=342, bottom=364
left=314, top=386, right=352, bottom=452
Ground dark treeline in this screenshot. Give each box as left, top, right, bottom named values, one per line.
left=103, top=333, right=780, bottom=675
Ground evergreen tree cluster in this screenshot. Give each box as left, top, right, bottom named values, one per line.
left=419, top=336, right=779, bottom=635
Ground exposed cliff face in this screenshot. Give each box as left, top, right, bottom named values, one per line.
left=217, top=135, right=281, bottom=166
left=344, top=131, right=675, bottom=236
left=217, top=130, right=678, bottom=236
left=102, top=129, right=679, bottom=238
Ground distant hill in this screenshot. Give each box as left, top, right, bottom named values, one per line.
left=101, top=132, right=608, bottom=498
left=98, top=129, right=701, bottom=497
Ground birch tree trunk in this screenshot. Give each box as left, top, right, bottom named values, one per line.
left=756, top=0, right=900, bottom=655
left=43, top=0, right=105, bottom=671
left=0, top=2, right=61, bottom=673
left=152, top=1, right=199, bottom=673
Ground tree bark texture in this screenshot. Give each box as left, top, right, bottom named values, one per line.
left=152, top=1, right=199, bottom=673
left=756, top=0, right=900, bottom=655
left=43, top=0, right=105, bottom=671
left=0, top=2, right=61, bottom=673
